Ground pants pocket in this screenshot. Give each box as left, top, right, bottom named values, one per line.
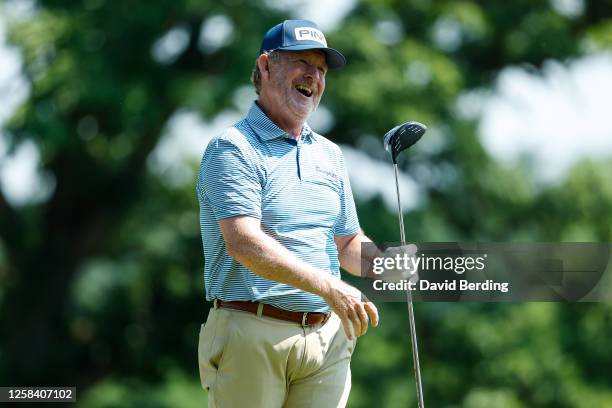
left=198, top=309, right=230, bottom=390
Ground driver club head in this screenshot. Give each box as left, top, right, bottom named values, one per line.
left=383, top=121, right=427, bottom=163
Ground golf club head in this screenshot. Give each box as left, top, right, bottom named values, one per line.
left=383, top=121, right=427, bottom=163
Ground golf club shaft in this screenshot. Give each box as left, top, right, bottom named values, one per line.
left=393, top=164, right=425, bottom=408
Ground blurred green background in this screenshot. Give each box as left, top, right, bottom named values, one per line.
left=1, top=0, right=612, bottom=407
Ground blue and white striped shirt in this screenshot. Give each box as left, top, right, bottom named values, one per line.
left=197, top=102, right=360, bottom=312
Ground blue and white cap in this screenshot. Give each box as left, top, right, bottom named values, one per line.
left=260, top=19, right=346, bottom=69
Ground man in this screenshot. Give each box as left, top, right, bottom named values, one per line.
left=196, top=19, right=379, bottom=408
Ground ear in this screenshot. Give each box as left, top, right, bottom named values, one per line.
left=257, top=54, right=271, bottom=82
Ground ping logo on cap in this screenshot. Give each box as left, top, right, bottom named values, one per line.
left=294, top=27, right=327, bottom=47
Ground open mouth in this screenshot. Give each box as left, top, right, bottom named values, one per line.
left=295, top=84, right=313, bottom=97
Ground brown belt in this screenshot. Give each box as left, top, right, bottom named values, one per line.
left=214, top=300, right=330, bottom=326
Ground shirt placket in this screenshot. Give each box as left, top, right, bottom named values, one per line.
left=298, top=137, right=313, bottom=181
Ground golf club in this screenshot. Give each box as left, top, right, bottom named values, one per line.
left=384, top=121, right=427, bottom=408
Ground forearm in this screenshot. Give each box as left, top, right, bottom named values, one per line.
left=225, top=221, right=333, bottom=299
left=337, top=232, right=380, bottom=276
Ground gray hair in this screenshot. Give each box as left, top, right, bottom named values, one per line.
left=251, top=51, right=281, bottom=95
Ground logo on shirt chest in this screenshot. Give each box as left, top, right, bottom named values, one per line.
left=315, top=165, right=337, bottom=179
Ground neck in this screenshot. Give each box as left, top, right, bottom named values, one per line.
left=257, top=97, right=304, bottom=139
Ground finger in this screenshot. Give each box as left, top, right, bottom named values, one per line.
left=355, top=303, right=369, bottom=336
left=340, top=314, right=353, bottom=340
left=403, top=243, right=418, bottom=255
left=348, top=309, right=362, bottom=338
left=364, top=302, right=379, bottom=327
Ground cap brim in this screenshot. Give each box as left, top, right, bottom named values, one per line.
left=277, top=45, right=346, bottom=69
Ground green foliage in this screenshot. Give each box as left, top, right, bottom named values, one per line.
left=1, top=1, right=612, bottom=407
left=78, top=369, right=206, bottom=408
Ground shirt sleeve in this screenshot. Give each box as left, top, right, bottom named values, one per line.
left=197, top=136, right=262, bottom=220
left=333, top=149, right=361, bottom=236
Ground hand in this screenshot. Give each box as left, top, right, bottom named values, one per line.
left=379, top=243, right=419, bottom=283
left=322, top=278, right=379, bottom=340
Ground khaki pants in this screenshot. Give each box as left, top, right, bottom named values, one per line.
left=198, top=306, right=356, bottom=408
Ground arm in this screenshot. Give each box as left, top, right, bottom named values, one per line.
left=332, top=149, right=381, bottom=277
left=335, top=231, right=380, bottom=277
left=336, top=233, right=419, bottom=282
left=219, top=215, right=378, bottom=338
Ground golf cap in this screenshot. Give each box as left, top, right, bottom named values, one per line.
left=260, top=19, right=346, bottom=69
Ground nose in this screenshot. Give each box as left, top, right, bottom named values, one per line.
left=304, top=64, right=322, bottom=81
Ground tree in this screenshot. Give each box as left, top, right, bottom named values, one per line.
left=1, top=1, right=612, bottom=406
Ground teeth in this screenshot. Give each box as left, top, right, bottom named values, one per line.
left=295, top=84, right=312, bottom=96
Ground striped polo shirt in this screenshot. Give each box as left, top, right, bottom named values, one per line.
left=196, top=102, right=360, bottom=312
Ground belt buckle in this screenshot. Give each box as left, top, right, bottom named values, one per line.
left=301, top=312, right=309, bottom=326
left=322, top=312, right=331, bottom=325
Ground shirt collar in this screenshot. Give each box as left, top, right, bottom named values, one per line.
left=247, top=102, right=314, bottom=142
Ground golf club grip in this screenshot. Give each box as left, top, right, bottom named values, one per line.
left=406, top=291, right=425, bottom=408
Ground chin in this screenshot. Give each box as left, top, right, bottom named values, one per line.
left=288, top=102, right=315, bottom=119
